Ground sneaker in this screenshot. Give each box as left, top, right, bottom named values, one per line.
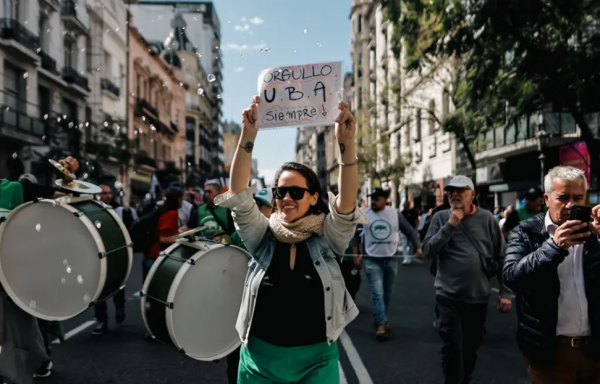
left=116, top=308, right=125, bottom=325
left=33, top=360, right=52, bottom=378
left=402, top=259, right=412, bottom=266
left=92, top=322, right=108, bottom=336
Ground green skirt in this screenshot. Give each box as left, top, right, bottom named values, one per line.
left=238, top=336, right=339, bottom=384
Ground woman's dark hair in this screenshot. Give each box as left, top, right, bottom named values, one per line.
left=273, top=162, right=330, bottom=216
left=159, top=187, right=183, bottom=213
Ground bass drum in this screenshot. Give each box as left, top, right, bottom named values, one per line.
left=141, top=240, right=250, bottom=361
left=0, top=196, right=133, bottom=321
left=0, top=208, right=9, bottom=223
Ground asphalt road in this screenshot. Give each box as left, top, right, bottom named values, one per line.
left=40, top=255, right=529, bottom=384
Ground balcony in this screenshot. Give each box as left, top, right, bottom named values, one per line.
left=0, top=19, right=40, bottom=59
left=0, top=105, right=47, bottom=144
left=62, top=67, right=90, bottom=92
left=61, top=0, right=89, bottom=35
left=39, top=51, right=59, bottom=76
left=135, top=98, right=158, bottom=118
left=101, top=78, right=120, bottom=98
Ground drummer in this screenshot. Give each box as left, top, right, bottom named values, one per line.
left=226, top=187, right=273, bottom=384
left=215, top=97, right=366, bottom=384
left=0, top=157, right=79, bottom=383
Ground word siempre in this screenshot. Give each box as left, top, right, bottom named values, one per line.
left=256, top=61, right=342, bottom=129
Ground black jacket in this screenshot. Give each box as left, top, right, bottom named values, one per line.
left=503, top=213, right=600, bottom=365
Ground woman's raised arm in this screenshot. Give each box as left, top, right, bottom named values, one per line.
left=335, top=102, right=359, bottom=215
left=230, top=96, right=260, bottom=195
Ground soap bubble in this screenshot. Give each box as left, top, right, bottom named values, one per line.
left=36, top=224, right=41, bottom=232
left=207, top=74, right=216, bottom=82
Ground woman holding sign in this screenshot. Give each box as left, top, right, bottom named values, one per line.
left=215, top=96, right=366, bottom=384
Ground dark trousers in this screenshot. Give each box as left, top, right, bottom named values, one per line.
left=94, top=288, right=126, bottom=323
left=436, top=295, right=488, bottom=384
left=340, top=257, right=361, bottom=301
left=226, top=346, right=241, bottom=384
left=37, top=319, right=52, bottom=356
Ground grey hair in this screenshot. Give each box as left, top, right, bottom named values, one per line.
left=544, top=166, right=588, bottom=194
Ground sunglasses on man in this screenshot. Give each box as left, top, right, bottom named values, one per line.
left=445, top=187, right=470, bottom=194
left=272, top=186, right=311, bottom=200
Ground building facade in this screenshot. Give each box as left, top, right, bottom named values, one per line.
left=127, top=17, right=186, bottom=201
left=129, top=1, right=224, bottom=183
left=0, top=0, right=91, bottom=183
left=84, top=0, right=129, bottom=189
left=350, top=0, right=455, bottom=210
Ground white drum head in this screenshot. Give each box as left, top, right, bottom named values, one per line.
left=0, top=200, right=104, bottom=320
left=168, top=243, right=250, bottom=361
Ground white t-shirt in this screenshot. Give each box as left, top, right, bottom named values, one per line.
left=179, top=200, right=193, bottom=227
left=361, top=206, right=400, bottom=257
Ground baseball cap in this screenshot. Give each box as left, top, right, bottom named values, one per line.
left=525, top=187, right=543, bottom=200
left=254, top=188, right=273, bottom=207
left=168, top=181, right=182, bottom=188
left=18, top=173, right=38, bottom=184
left=369, top=188, right=391, bottom=199
left=444, top=175, right=475, bottom=191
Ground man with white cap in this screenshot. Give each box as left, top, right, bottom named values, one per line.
left=423, top=175, right=512, bottom=384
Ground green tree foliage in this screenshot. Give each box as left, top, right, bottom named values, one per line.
left=383, top=0, right=600, bottom=184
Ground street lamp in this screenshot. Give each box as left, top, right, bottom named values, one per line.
left=536, top=120, right=550, bottom=188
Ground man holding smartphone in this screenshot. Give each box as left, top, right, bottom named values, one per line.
left=504, top=166, right=600, bottom=383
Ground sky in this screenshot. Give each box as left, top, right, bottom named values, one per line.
left=216, top=0, right=353, bottom=185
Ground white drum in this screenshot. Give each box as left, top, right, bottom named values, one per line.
left=141, top=240, right=250, bottom=361
left=0, top=196, right=133, bottom=321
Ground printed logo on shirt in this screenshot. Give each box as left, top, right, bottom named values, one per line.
left=200, top=216, right=220, bottom=231
left=370, top=219, right=392, bottom=241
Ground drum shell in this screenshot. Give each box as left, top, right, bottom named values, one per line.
left=0, top=198, right=133, bottom=321
left=141, top=241, right=250, bottom=361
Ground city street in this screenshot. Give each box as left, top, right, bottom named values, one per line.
left=42, top=255, right=528, bottom=384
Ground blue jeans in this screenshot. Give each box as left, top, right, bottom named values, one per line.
left=363, top=257, right=398, bottom=325
left=401, top=233, right=414, bottom=262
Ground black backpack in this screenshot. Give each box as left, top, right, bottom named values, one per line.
left=129, top=207, right=161, bottom=255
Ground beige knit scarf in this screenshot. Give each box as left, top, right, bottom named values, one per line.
left=269, top=212, right=326, bottom=244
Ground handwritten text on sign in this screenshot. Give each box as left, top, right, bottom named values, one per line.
left=256, top=61, right=343, bottom=129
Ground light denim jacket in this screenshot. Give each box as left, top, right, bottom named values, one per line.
left=215, top=184, right=368, bottom=346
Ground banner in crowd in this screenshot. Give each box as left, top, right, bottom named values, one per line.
left=256, top=61, right=343, bottom=129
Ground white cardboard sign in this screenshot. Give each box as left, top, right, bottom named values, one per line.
left=256, top=61, right=343, bottom=129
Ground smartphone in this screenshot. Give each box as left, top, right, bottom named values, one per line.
left=570, top=205, right=592, bottom=235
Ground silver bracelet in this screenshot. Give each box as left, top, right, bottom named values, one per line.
left=339, top=156, right=358, bottom=167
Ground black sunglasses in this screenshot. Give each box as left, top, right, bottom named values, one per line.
left=272, top=186, right=311, bottom=200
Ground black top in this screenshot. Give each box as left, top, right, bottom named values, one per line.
left=20, top=182, right=56, bottom=203
left=250, top=240, right=327, bottom=347
left=402, top=208, right=419, bottom=229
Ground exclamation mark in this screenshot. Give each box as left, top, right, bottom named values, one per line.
left=321, top=105, right=327, bottom=117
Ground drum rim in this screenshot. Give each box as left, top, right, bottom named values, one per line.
left=103, top=204, right=134, bottom=293
left=140, top=242, right=178, bottom=340
left=142, top=241, right=251, bottom=361
left=0, top=199, right=108, bottom=321
left=166, top=242, right=250, bottom=361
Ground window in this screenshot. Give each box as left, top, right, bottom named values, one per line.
left=428, top=100, right=436, bottom=135
left=64, top=38, right=77, bottom=69
left=104, top=51, right=112, bottom=79
left=358, top=14, right=362, bottom=33
left=86, top=36, right=92, bottom=70
left=7, top=0, right=19, bottom=21
left=119, top=64, right=124, bottom=89
left=442, top=91, right=450, bottom=117
left=4, top=63, right=25, bottom=111
left=39, top=16, right=50, bottom=51
left=415, top=109, right=422, bottom=142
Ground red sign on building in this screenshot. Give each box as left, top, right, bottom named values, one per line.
left=559, top=141, right=591, bottom=186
